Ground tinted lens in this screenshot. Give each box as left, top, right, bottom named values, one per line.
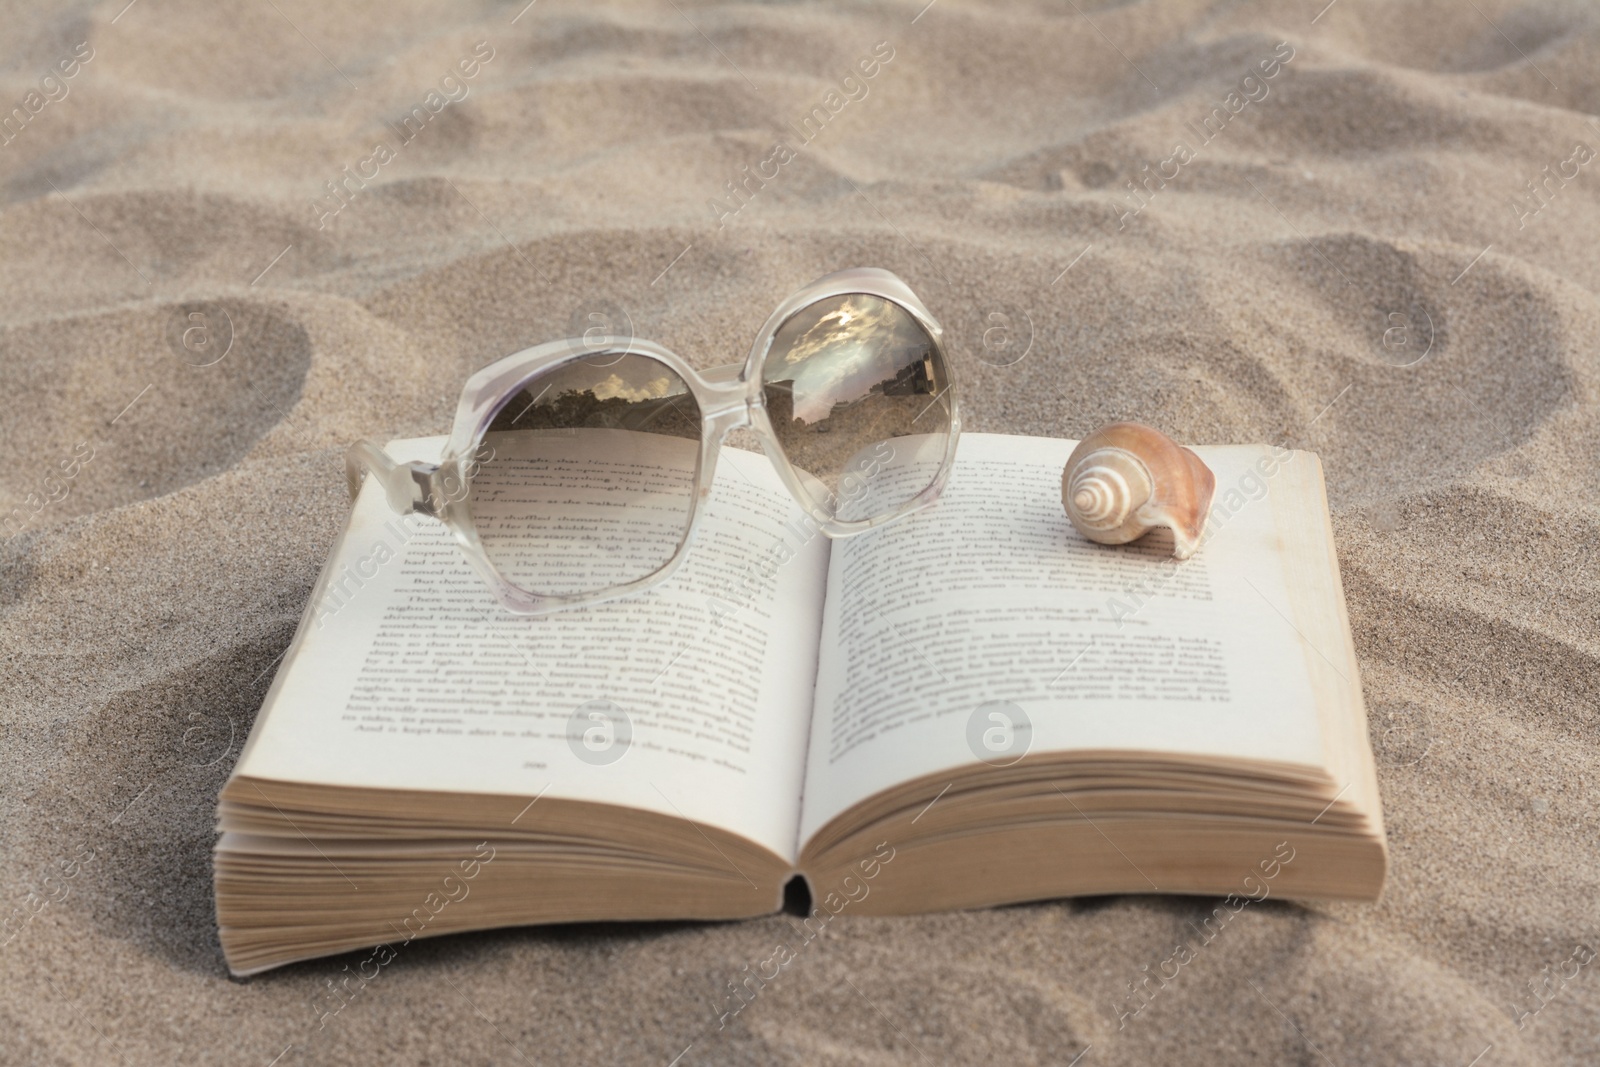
left=468, top=353, right=702, bottom=599
left=761, top=294, right=951, bottom=522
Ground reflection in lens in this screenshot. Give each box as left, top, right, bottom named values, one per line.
left=468, top=353, right=702, bottom=599
left=762, top=294, right=952, bottom=522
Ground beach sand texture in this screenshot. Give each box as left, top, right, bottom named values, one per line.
left=2, top=0, right=1598, bottom=1063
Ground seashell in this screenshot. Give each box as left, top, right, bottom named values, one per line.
left=1061, top=422, right=1216, bottom=560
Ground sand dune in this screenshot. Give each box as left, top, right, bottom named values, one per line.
left=2, top=0, right=1598, bottom=1063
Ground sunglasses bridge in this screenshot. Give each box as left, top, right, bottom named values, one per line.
left=695, top=359, right=758, bottom=436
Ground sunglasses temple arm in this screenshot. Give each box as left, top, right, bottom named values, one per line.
left=346, top=439, right=440, bottom=517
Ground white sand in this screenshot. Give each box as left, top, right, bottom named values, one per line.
left=2, top=1, right=1598, bottom=1063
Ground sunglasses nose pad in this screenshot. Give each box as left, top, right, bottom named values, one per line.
left=700, top=392, right=754, bottom=436
left=697, top=368, right=759, bottom=452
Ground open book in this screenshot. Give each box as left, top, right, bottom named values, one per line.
left=214, top=432, right=1386, bottom=976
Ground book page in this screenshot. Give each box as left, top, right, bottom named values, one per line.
left=236, top=434, right=828, bottom=864
left=798, top=432, right=1329, bottom=846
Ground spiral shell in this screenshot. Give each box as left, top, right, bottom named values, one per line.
left=1061, top=422, right=1215, bottom=559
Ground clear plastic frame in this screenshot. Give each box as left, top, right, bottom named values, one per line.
left=346, top=267, right=962, bottom=615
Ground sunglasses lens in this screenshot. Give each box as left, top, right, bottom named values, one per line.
left=761, top=293, right=952, bottom=522
left=468, top=353, right=702, bottom=599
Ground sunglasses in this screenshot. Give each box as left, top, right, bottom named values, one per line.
left=346, top=268, right=961, bottom=614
